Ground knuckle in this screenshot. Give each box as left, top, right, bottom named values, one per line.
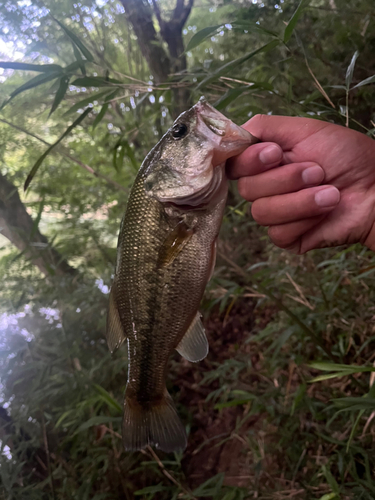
left=268, top=226, right=294, bottom=248
left=237, top=178, right=254, bottom=202
left=251, top=200, right=268, bottom=224
left=247, top=114, right=267, bottom=129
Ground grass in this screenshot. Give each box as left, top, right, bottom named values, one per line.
left=2, top=202, right=375, bottom=500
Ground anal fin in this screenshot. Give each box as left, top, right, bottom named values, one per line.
left=106, top=286, right=126, bottom=354
left=176, top=312, right=208, bottom=362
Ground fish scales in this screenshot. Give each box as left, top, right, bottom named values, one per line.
left=106, top=98, right=258, bottom=452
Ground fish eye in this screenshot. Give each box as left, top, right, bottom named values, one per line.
left=171, top=123, right=188, bottom=140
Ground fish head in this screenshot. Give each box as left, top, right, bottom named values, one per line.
left=144, top=97, right=258, bottom=207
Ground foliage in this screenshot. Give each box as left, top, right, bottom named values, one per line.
left=1, top=0, right=375, bottom=499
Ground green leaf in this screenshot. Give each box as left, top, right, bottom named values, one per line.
left=185, top=25, right=222, bottom=52
left=284, top=0, right=311, bottom=43
left=193, top=473, right=224, bottom=496
left=310, top=362, right=375, bottom=373
left=63, top=90, right=112, bottom=116
left=214, top=86, right=252, bottom=110
left=0, top=62, right=63, bottom=73
left=196, top=40, right=279, bottom=90
left=93, top=384, right=122, bottom=413
left=214, top=82, right=273, bottom=110
left=24, top=108, right=91, bottom=191
left=318, top=494, right=338, bottom=500
left=5, top=71, right=62, bottom=104
left=63, top=60, right=88, bottom=75
left=122, top=140, right=138, bottom=171
left=346, top=51, right=359, bottom=90
left=72, top=76, right=122, bottom=87
left=321, top=465, right=340, bottom=494
left=214, top=398, right=253, bottom=410
left=49, top=76, right=70, bottom=117
left=332, top=397, right=375, bottom=410
left=231, top=21, right=279, bottom=37
left=52, top=16, right=94, bottom=62
left=135, top=484, right=170, bottom=496
left=72, top=42, right=86, bottom=76
left=92, top=103, right=109, bottom=129
left=77, top=416, right=121, bottom=432
left=351, top=74, right=375, bottom=89
left=92, top=89, right=118, bottom=129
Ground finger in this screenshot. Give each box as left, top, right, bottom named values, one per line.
left=237, top=162, right=324, bottom=202
left=227, top=142, right=283, bottom=180
left=251, top=186, right=340, bottom=226
left=267, top=216, right=325, bottom=253
left=241, top=114, right=331, bottom=151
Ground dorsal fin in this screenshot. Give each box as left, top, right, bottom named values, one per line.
left=176, top=312, right=208, bottom=362
left=106, top=286, right=126, bottom=354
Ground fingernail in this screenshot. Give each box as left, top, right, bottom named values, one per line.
left=315, top=187, right=340, bottom=207
left=259, top=145, right=281, bottom=165
left=302, top=165, right=324, bottom=185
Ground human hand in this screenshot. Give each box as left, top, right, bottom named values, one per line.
left=227, top=115, right=375, bottom=254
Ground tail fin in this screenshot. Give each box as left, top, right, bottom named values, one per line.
left=122, top=392, right=187, bottom=453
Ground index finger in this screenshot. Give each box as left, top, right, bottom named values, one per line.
left=243, top=114, right=331, bottom=150
left=227, top=141, right=283, bottom=179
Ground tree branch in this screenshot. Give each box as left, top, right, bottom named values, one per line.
left=0, top=173, right=77, bottom=277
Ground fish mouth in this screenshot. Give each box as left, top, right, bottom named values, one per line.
left=150, top=164, right=225, bottom=209
left=195, top=97, right=259, bottom=166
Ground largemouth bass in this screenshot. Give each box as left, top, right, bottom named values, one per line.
left=106, top=98, right=258, bottom=452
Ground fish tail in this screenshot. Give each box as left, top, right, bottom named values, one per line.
left=122, top=391, right=187, bottom=453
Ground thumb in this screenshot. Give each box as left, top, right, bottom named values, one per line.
left=243, top=115, right=330, bottom=151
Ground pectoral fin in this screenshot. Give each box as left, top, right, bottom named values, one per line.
left=176, top=312, right=208, bottom=362
left=106, top=286, right=126, bottom=354
left=158, top=220, right=194, bottom=268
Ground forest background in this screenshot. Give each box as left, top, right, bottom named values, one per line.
left=0, top=0, right=375, bottom=499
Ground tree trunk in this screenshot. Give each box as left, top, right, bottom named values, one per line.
left=0, top=173, right=76, bottom=277
left=120, top=0, right=193, bottom=118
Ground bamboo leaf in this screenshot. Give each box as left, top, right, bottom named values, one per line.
left=24, top=108, right=91, bottom=191
left=214, top=398, right=253, bottom=410
left=332, top=397, right=375, bottom=410
left=48, top=76, right=70, bottom=117
left=346, top=51, right=359, bottom=90
left=93, top=384, right=122, bottom=413
left=309, top=362, right=375, bottom=373
left=8, top=71, right=62, bottom=100
left=197, top=40, right=279, bottom=90
left=92, top=103, right=109, bottom=129
left=63, top=90, right=112, bottom=116
left=92, top=89, right=118, bottom=129
left=72, top=43, right=86, bottom=76
left=284, top=0, right=311, bottom=43
left=72, top=76, right=122, bottom=87
left=231, top=21, right=279, bottom=37
left=215, top=86, right=251, bottom=110
left=52, top=16, right=94, bottom=62
left=0, top=61, right=63, bottom=72
left=122, top=140, right=138, bottom=171
left=185, top=25, right=222, bottom=52
left=77, top=416, right=121, bottom=432
left=63, top=60, right=88, bottom=75
left=135, top=484, right=169, bottom=496
left=351, top=74, right=375, bottom=89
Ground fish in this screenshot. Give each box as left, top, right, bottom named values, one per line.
left=106, top=98, right=258, bottom=453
